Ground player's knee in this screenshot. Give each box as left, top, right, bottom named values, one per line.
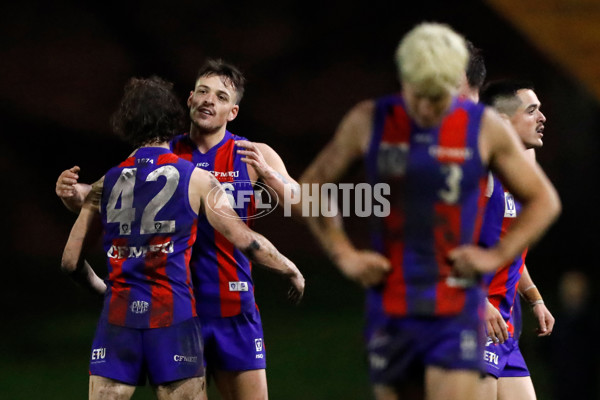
left=90, top=384, right=128, bottom=400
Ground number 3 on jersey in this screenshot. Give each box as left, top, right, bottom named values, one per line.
left=439, top=163, right=462, bottom=204
left=106, top=166, right=179, bottom=235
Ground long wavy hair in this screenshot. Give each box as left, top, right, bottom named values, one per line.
left=111, top=76, right=185, bottom=148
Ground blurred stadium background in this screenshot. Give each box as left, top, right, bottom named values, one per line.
left=1, top=0, right=598, bottom=398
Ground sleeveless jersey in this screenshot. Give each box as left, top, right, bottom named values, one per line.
left=479, top=174, right=527, bottom=336
left=366, top=94, right=488, bottom=317
left=100, top=147, right=198, bottom=329
left=171, top=131, right=257, bottom=318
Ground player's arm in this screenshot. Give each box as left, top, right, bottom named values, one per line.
left=300, top=100, right=390, bottom=287
left=61, top=177, right=106, bottom=297
left=518, top=266, right=554, bottom=336
left=56, top=166, right=92, bottom=213
left=236, top=141, right=302, bottom=215
left=190, top=169, right=304, bottom=303
left=449, top=109, right=561, bottom=275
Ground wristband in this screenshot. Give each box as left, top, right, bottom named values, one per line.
left=521, top=284, right=543, bottom=304
left=530, top=299, right=544, bottom=306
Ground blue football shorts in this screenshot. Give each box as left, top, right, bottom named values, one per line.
left=89, top=316, right=204, bottom=386
left=200, top=306, right=266, bottom=372
left=367, top=313, right=485, bottom=386
left=483, top=335, right=530, bottom=378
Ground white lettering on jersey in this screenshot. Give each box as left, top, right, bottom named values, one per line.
left=106, top=241, right=174, bottom=259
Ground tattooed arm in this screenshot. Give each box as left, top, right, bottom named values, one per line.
left=235, top=141, right=302, bottom=216
left=190, top=169, right=304, bottom=303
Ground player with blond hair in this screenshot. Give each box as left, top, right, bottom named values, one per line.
left=300, top=22, right=560, bottom=400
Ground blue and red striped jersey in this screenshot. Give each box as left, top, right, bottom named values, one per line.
left=99, top=147, right=198, bottom=329
left=171, top=131, right=257, bottom=318
left=479, top=173, right=527, bottom=336
left=365, top=94, right=488, bottom=317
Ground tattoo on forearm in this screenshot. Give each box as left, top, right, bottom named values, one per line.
left=273, top=171, right=289, bottom=184
left=273, top=171, right=300, bottom=195
left=243, top=240, right=261, bottom=261
left=88, top=177, right=105, bottom=210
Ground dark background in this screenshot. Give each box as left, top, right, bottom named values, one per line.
left=1, top=1, right=598, bottom=399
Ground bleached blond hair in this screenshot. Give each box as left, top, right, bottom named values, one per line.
left=395, top=22, right=468, bottom=97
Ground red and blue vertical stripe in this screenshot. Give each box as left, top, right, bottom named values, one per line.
left=480, top=177, right=527, bottom=337
left=170, top=132, right=257, bottom=318
left=101, top=147, right=199, bottom=329
left=366, top=95, right=487, bottom=318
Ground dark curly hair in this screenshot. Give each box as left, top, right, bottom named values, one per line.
left=111, top=76, right=185, bottom=148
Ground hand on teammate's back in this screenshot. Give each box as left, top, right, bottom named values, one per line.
left=56, top=166, right=81, bottom=199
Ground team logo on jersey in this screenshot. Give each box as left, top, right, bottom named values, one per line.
left=414, top=133, right=433, bottom=143
left=504, top=192, right=517, bottom=218
left=130, top=300, right=149, bottom=314
left=460, top=330, right=478, bottom=361
left=207, top=180, right=278, bottom=220
left=255, top=338, right=264, bottom=359
left=378, top=142, right=409, bottom=178
left=229, top=281, right=249, bottom=292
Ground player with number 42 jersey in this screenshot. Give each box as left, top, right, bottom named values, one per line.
left=100, top=148, right=198, bottom=329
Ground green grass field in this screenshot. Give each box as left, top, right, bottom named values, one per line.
left=0, top=254, right=562, bottom=399
left=0, top=256, right=373, bottom=399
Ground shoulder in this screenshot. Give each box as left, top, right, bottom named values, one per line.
left=170, top=133, right=195, bottom=153
left=191, top=167, right=215, bottom=183
left=170, top=132, right=188, bottom=143
left=347, top=99, right=376, bottom=120
left=229, top=132, right=249, bottom=142
left=86, top=175, right=105, bottom=211
left=190, top=167, right=220, bottom=195
left=253, top=142, right=288, bottom=171
left=332, top=99, right=377, bottom=155
left=253, top=142, right=276, bottom=155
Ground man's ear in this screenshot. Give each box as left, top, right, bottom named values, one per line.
left=227, top=105, right=239, bottom=122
